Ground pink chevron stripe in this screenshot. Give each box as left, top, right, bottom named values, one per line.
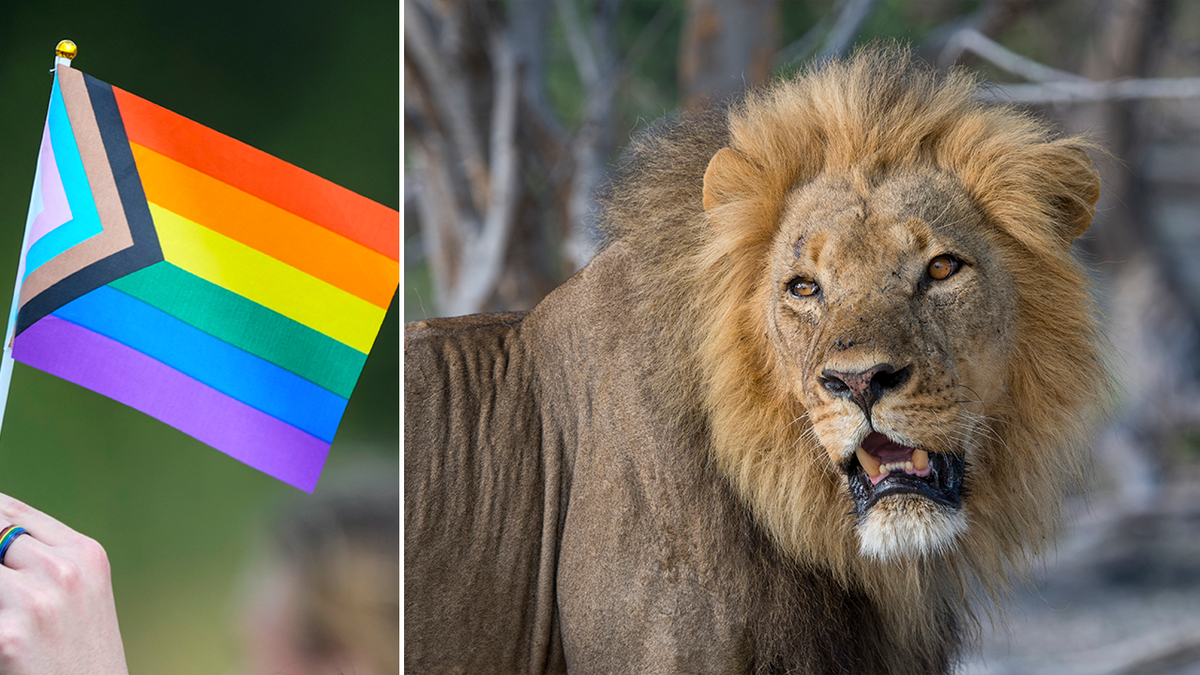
left=27, top=122, right=73, bottom=250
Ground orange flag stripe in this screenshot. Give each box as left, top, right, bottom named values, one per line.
left=112, top=87, right=398, bottom=261
left=131, top=144, right=396, bottom=308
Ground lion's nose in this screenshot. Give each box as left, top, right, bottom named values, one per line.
left=820, top=363, right=911, bottom=414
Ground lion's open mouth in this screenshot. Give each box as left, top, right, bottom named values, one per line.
left=843, top=432, right=965, bottom=514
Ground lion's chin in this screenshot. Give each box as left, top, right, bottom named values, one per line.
left=856, top=494, right=968, bottom=560
left=839, top=432, right=969, bottom=560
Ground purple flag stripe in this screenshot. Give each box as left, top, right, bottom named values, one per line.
left=13, top=316, right=329, bottom=492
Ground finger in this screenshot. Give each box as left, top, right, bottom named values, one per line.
left=0, top=494, right=77, bottom=547
left=0, top=531, right=52, bottom=573
left=0, top=560, right=34, bottom=613
left=0, top=517, right=49, bottom=572
left=0, top=534, right=47, bottom=602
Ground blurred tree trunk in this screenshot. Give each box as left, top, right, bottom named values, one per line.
left=679, top=0, right=781, bottom=110
left=554, top=0, right=621, bottom=271
left=1071, top=0, right=1200, bottom=509
left=404, top=0, right=523, bottom=316
left=404, top=0, right=622, bottom=316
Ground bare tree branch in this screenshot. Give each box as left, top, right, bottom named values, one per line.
left=946, top=28, right=1089, bottom=82
left=404, top=52, right=470, bottom=307
left=615, top=2, right=677, bottom=84
left=409, top=128, right=464, bottom=309
left=775, top=0, right=881, bottom=68
left=980, top=76, right=1200, bottom=103
left=820, top=0, right=881, bottom=59
left=512, top=0, right=570, bottom=156
left=561, top=0, right=621, bottom=270
left=554, top=0, right=602, bottom=86
left=776, top=8, right=836, bottom=68
left=405, top=0, right=540, bottom=316
left=404, top=0, right=491, bottom=219
left=948, top=24, right=1200, bottom=104
left=446, top=30, right=522, bottom=316
left=927, top=0, right=1037, bottom=67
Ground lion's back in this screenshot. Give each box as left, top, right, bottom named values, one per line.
left=404, top=312, right=568, bottom=672
left=402, top=248, right=766, bottom=673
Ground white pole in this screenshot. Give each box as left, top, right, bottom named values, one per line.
left=0, top=40, right=75, bottom=443
left=0, top=197, right=39, bottom=439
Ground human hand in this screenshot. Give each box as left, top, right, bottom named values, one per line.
left=0, top=493, right=128, bottom=675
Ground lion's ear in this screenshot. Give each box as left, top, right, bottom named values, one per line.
left=1045, top=144, right=1101, bottom=245
left=703, top=147, right=760, bottom=211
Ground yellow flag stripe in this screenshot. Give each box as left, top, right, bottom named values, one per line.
left=149, top=203, right=384, bottom=353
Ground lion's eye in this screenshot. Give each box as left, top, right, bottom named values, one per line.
left=787, top=278, right=819, bottom=298
left=927, top=255, right=962, bottom=281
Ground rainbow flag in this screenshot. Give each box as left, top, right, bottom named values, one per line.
left=8, top=64, right=398, bottom=492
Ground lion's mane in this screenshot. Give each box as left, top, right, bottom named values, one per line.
left=601, top=45, right=1110, bottom=660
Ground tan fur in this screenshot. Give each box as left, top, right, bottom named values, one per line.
left=604, top=44, right=1109, bottom=662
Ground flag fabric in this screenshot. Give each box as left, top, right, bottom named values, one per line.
left=10, top=65, right=399, bottom=492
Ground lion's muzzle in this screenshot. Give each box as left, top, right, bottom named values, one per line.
left=844, top=431, right=965, bottom=515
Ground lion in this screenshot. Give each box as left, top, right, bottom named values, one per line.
left=405, top=46, right=1109, bottom=674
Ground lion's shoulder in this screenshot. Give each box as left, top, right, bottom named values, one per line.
left=404, top=311, right=528, bottom=348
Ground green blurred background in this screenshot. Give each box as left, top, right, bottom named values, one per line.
left=0, top=1, right=398, bottom=672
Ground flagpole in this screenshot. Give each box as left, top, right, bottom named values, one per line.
left=0, top=40, right=76, bottom=444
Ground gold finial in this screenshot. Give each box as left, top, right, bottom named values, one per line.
left=55, top=40, right=77, bottom=61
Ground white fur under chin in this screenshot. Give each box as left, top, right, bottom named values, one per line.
left=857, top=496, right=968, bottom=560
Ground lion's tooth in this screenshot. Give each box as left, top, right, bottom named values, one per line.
left=905, top=461, right=914, bottom=472
left=856, top=446, right=881, bottom=478
left=913, top=448, right=929, bottom=471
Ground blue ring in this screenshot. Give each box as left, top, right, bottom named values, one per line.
left=0, top=527, right=29, bottom=566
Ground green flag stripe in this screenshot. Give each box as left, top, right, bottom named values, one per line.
left=109, top=262, right=367, bottom=397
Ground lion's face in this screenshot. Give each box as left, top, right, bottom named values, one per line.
left=765, top=170, right=1018, bottom=560
left=611, top=51, right=1106, bottom=648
